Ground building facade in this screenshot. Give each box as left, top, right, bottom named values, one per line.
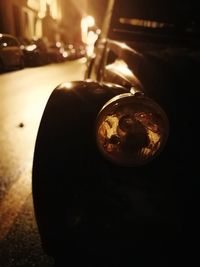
left=0, top=0, right=95, bottom=44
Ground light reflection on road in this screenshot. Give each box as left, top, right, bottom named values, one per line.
left=0, top=59, right=86, bottom=240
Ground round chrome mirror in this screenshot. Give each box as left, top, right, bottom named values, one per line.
left=96, top=93, right=169, bottom=166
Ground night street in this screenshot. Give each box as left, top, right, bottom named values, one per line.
left=0, top=59, right=86, bottom=267
left=1, top=0, right=200, bottom=266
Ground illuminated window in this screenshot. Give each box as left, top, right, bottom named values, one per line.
left=27, top=0, right=61, bottom=20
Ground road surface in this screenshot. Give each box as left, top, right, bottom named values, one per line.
left=0, top=59, right=86, bottom=267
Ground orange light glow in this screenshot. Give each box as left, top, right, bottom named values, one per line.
left=107, top=59, right=133, bottom=77
left=119, top=18, right=173, bottom=29
left=28, top=0, right=61, bottom=20
left=81, top=15, right=96, bottom=43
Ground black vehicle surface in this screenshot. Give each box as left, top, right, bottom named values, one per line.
left=18, top=37, right=46, bottom=67
left=32, top=1, right=199, bottom=266
left=0, top=33, right=24, bottom=72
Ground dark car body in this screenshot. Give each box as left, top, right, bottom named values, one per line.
left=0, top=33, right=24, bottom=72
left=32, top=1, right=199, bottom=266
left=65, top=43, right=86, bottom=60
left=30, top=38, right=56, bottom=65
left=18, top=37, right=46, bottom=67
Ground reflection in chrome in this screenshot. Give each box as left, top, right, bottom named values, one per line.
left=119, top=18, right=173, bottom=29
left=106, top=59, right=133, bottom=77
left=96, top=95, right=169, bottom=166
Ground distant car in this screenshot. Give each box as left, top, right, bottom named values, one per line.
left=0, top=33, right=24, bottom=72
left=73, top=44, right=87, bottom=59
left=30, top=38, right=51, bottom=64
left=33, top=1, right=199, bottom=266
left=65, top=43, right=86, bottom=60
left=18, top=37, right=46, bottom=67
left=31, top=38, right=68, bottom=64
left=47, top=42, right=68, bottom=63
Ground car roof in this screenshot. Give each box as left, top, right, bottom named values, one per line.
left=0, top=33, right=18, bottom=39
left=102, top=0, right=200, bottom=43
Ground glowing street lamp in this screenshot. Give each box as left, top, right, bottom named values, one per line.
left=81, top=15, right=95, bottom=44
left=86, top=15, right=95, bottom=27
left=81, top=15, right=100, bottom=57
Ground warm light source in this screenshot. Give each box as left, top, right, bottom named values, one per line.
left=86, top=15, right=95, bottom=27
left=81, top=15, right=95, bottom=43
left=31, top=0, right=61, bottom=20
left=81, top=15, right=99, bottom=57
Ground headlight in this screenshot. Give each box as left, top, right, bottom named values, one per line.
left=96, top=93, right=169, bottom=166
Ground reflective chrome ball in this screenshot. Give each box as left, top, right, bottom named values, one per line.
left=96, top=93, right=169, bottom=166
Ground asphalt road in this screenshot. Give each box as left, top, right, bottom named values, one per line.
left=0, top=58, right=86, bottom=267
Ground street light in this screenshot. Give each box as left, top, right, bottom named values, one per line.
left=86, top=15, right=95, bottom=27
left=81, top=15, right=100, bottom=57
left=81, top=15, right=95, bottom=44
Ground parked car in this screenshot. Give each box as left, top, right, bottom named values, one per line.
left=47, top=42, right=68, bottom=63
left=31, top=38, right=68, bottom=64
left=65, top=43, right=86, bottom=60
left=32, top=1, right=199, bottom=266
left=18, top=37, right=46, bottom=67
left=30, top=38, right=51, bottom=64
left=0, top=33, right=24, bottom=72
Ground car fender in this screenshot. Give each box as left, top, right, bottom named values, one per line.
left=32, top=80, right=131, bottom=254
left=32, top=76, right=196, bottom=262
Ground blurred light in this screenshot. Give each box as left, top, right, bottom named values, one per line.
left=81, top=15, right=96, bottom=44
left=88, top=31, right=98, bottom=43
left=56, top=41, right=61, bottom=47
left=25, top=44, right=37, bottom=51
left=86, top=16, right=95, bottom=27
left=81, top=16, right=89, bottom=44
left=38, top=11, right=46, bottom=19
left=68, top=44, right=73, bottom=49
left=62, top=51, right=69, bottom=58
left=81, top=15, right=99, bottom=57
left=105, top=59, right=142, bottom=88
left=107, top=59, right=133, bottom=77
left=86, top=31, right=98, bottom=57
left=119, top=18, right=173, bottom=29
left=35, top=0, right=61, bottom=20
left=96, top=29, right=101, bottom=35
left=27, top=0, right=40, bottom=10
